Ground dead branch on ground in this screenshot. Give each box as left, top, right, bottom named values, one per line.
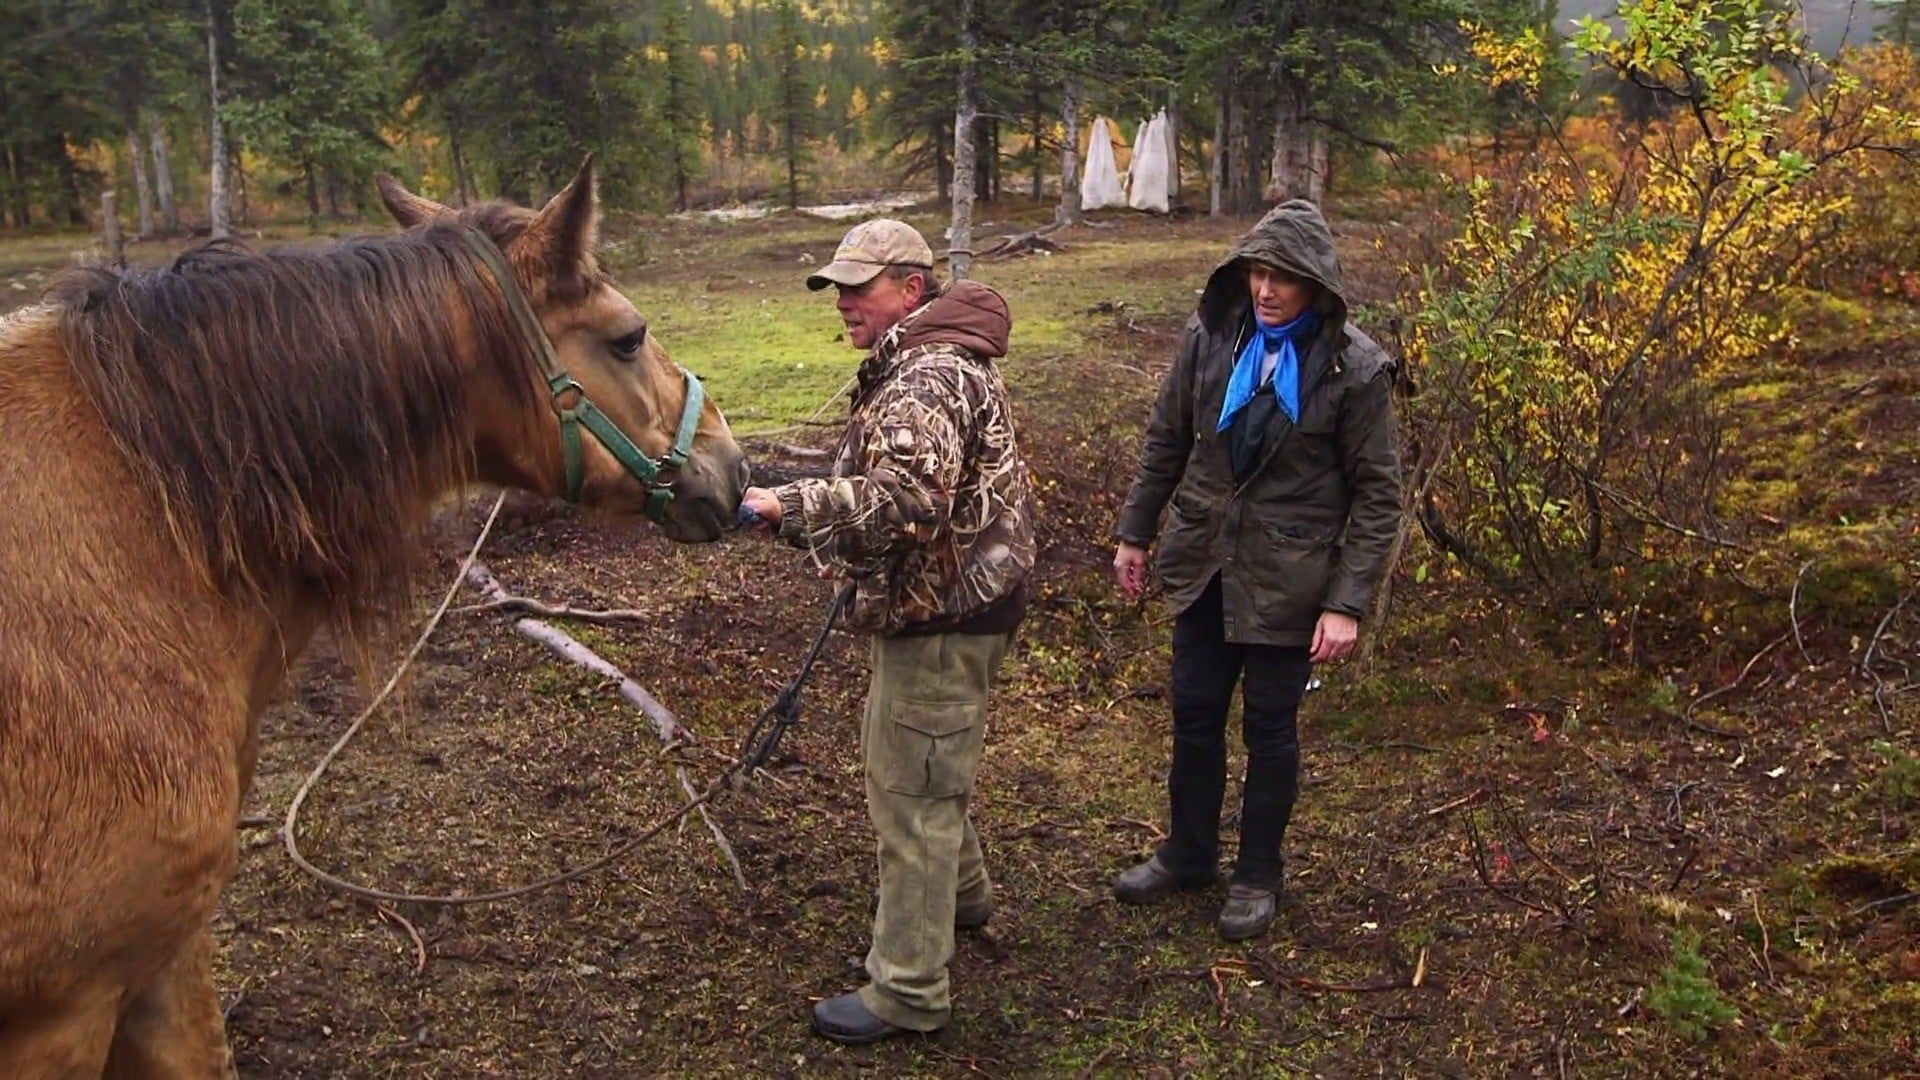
left=465, top=561, right=745, bottom=891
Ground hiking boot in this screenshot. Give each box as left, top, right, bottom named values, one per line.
left=955, top=897, right=994, bottom=931
left=1217, top=884, right=1278, bottom=941
left=810, top=991, right=915, bottom=1045
left=1112, top=855, right=1215, bottom=904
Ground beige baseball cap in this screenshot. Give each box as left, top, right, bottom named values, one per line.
left=806, top=218, right=935, bottom=290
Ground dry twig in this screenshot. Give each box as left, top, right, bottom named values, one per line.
left=1682, top=630, right=1792, bottom=736
left=375, top=902, right=428, bottom=975
left=1860, top=589, right=1914, bottom=735
left=1424, top=788, right=1486, bottom=818
left=468, top=560, right=746, bottom=891
left=1848, top=891, right=1919, bottom=917
left=453, top=595, right=650, bottom=624
left=1790, top=559, right=1816, bottom=667
left=280, top=497, right=750, bottom=908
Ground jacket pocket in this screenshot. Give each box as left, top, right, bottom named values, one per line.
left=878, top=700, right=984, bottom=798
left=1153, top=487, right=1214, bottom=585
left=1252, top=530, right=1336, bottom=634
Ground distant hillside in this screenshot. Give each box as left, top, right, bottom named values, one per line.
left=1557, top=0, right=1888, bottom=55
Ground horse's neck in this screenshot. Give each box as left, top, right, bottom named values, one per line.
left=3, top=311, right=325, bottom=733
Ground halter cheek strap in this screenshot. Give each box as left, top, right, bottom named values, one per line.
left=461, top=228, right=705, bottom=522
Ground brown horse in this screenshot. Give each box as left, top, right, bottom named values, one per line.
left=0, top=162, right=746, bottom=1076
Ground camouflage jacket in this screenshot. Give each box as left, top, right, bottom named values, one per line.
left=773, top=280, right=1035, bottom=635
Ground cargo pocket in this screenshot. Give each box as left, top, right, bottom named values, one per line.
left=1253, top=532, right=1336, bottom=635
left=879, top=699, right=984, bottom=798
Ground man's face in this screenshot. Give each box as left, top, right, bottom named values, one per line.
left=835, top=269, right=924, bottom=350
left=1247, top=263, right=1315, bottom=326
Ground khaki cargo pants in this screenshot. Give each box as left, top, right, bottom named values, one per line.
left=856, top=629, right=1013, bottom=1032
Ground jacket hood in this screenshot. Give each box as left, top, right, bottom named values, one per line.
left=894, top=279, right=1010, bottom=359
left=1198, top=200, right=1347, bottom=335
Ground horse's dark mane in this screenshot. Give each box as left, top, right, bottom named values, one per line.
left=53, top=216, right=541, bottom=640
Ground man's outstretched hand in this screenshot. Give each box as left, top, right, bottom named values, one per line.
left=739, top=486, right=782, bottom=531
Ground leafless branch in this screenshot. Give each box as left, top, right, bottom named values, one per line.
left=1790, top=560, right=1816, bottom=667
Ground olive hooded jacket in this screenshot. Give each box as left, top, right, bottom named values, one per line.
left=1114, top=200, right=1403, bottom=646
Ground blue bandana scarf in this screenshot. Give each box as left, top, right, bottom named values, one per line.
left=1217, top=307, right=1320, bottom=432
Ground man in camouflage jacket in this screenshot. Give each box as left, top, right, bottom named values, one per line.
left=740, top=219, right=1034, bottom=1044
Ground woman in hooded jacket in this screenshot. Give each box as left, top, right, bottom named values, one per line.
left=1108, top=200, right=1404, bottom=940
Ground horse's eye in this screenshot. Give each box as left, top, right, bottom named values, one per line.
left=610, top=330, right=646, bottom=360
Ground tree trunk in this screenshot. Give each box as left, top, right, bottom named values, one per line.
left=1226, top=86, right=1260, bottom=213
left=234, top=154, right=250, bottom=226
left=325, top=172, right=342, bottom=220
left=1166, top=98, right=1181, bottom=200
left=1306, top=128, right=1327, bottom=204
left=101, top=190, right=123, bottom=267
left=934, top=120, right=951, bottom=202
left=207, top=0, right=231, bottom=239
left=948, top=0, right=978, bottom=281
left=975, top=117, right=993, bottom=203
left=125, top=121, right=154, bottom=238
left=1029, top=87, right=1044, bottom=201
left=1210, top=90, right=1225, bottom=218
left=1268, top=101, right=1297, bottom=200
left=2, top=138, right=27, bottom=228
left=448, top=115, right=473, bottom=205
left=304, top=164, right=321, bottom=226
left=149, top=115, right=179, bottom=233
left=1057, top=77, right=1082, bottom=225
left=58, top=148, right=87, bottom=226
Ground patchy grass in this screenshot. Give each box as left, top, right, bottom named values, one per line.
left=4, top=200, right=1914, bottom=1075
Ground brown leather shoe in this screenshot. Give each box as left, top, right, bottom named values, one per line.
left=1112, top=855, right=1216, bottom=904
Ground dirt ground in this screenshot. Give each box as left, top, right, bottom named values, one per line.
left=8, top=204, right=1914, bottom=1075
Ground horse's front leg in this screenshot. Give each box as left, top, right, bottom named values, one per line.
left=104, top=922, right=236, bottom=1080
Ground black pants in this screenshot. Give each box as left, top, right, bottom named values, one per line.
left=1155, top=576, right=1313, bottom=892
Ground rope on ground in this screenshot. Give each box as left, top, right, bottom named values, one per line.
left=281, top=493, right=728, bottom=907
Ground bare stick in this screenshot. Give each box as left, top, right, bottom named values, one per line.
left=468, top=562, right=690, bottom=742
left=282, top=497, right=746, bottom=907
left=375, top=902, right=428, bottom=975
left=1849, top=891, right=1919, bottom=917
left=1589, top=479, right=1752, bottom=551
left=1682, top=630, right=1791, bottom=734
left=468, top=560, right=746, bottom=888
left=1751, top=892, right=1774, bottom=986
left=1790, top=560, right=1815, bottom=668
left=1424, top=787, right=1485, bottom=818
left=1859, top=589, right=1911, bottom=679
left=735, top=371, right=858, bottom=440
left=678, top=763, right=747, bottom=892
left=453, top=595, right=651, bottom=625
left=1860, top=589, right=1914, bottom=736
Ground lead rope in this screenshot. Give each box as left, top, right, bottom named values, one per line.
left=281, top=502, right=852, bottom=907
left=736, top=582, right=854, bottom=774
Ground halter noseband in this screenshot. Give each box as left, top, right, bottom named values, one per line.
left=460, top=227, right=704, bottom=523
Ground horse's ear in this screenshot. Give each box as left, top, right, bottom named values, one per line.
left=376, top=174, right=450, bottom=229
left=522, top=155, right=599, bottom=280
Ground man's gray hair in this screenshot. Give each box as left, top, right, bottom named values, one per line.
left=886, top=263, right=941, bottom=307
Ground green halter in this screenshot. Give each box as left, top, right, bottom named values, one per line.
left=461, top=228, right=704, bottom=522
